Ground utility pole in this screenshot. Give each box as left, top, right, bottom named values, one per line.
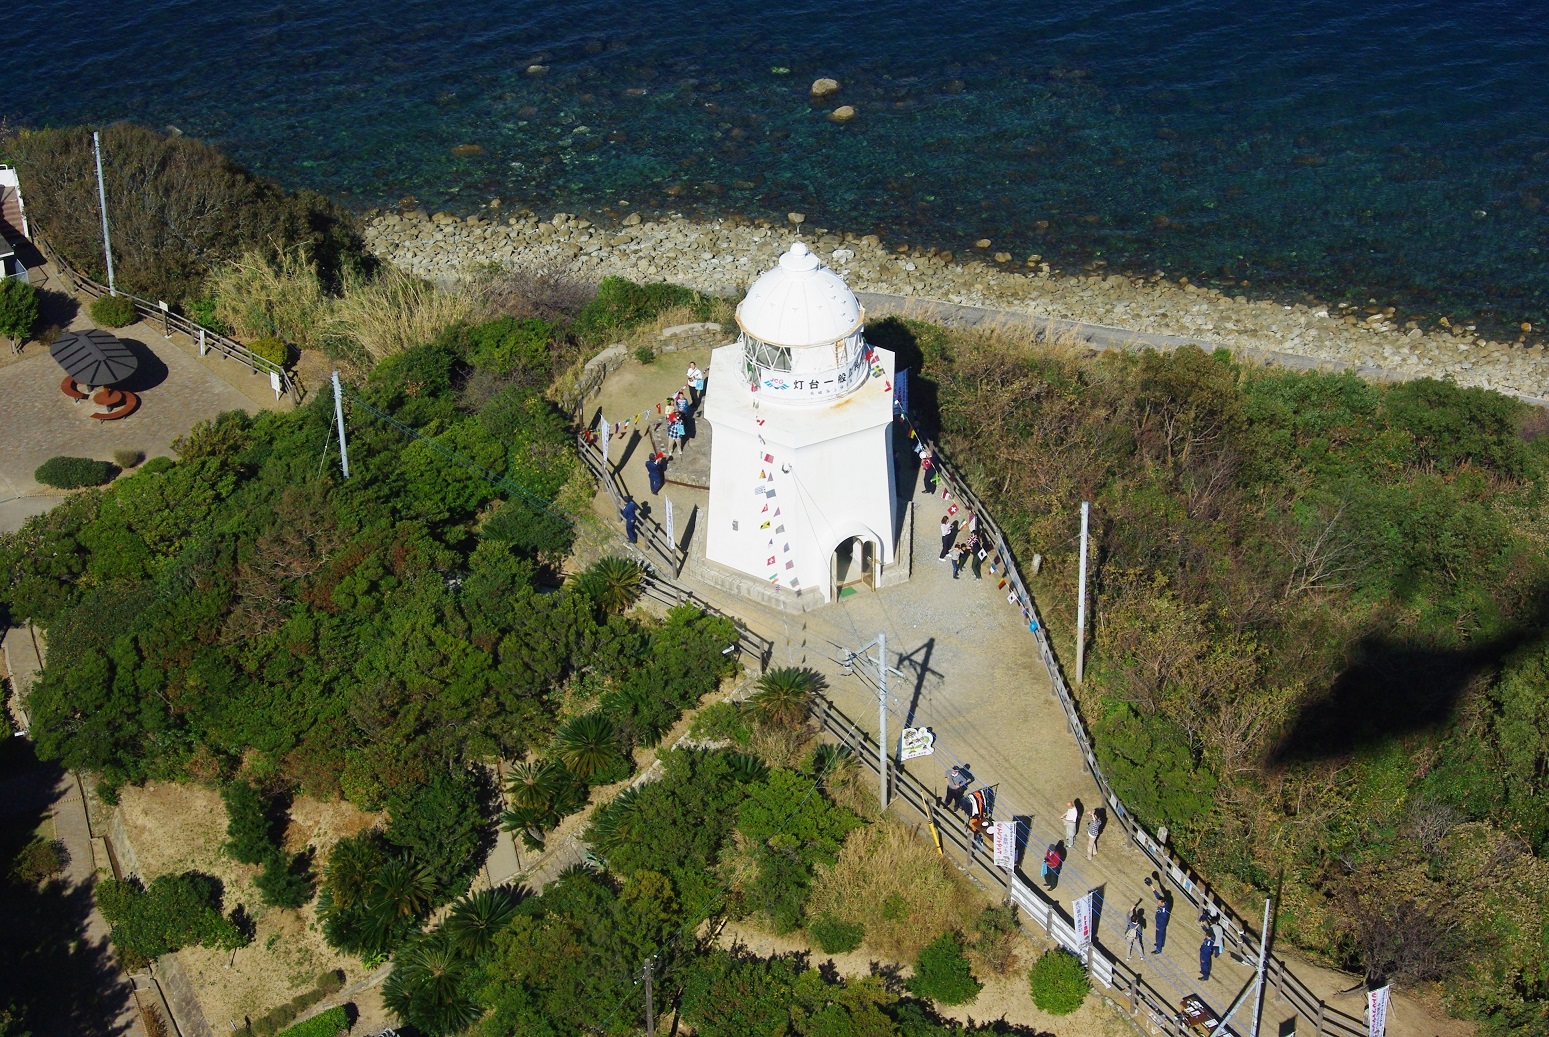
left=840, top=632, right=900, bottom=810
left=331, top=371, right=350, bottom=478
left=1217, top=897, right=1273, bottom=1037
left=643, top=959, right=655, bottom=1037
left=876, top=631, right=887, bottom=809
left=92, top=131, right=117, bottom=296
left=1076, top=501, right=1089, bottom=684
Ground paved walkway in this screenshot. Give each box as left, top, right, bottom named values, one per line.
left=0, top=257, right=287, bottom=534
left=589, top=360, right=1324, bottom=1036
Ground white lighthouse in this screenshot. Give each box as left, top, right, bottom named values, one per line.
left=702, top=242, right=902, bottom=604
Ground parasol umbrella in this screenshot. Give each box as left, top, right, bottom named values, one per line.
left=50, top=328, right=139, bottom=387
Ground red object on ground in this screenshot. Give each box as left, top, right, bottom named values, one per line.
left=92, top=387, right=124, bottom=408
left=60, top=376, right=87, bottom=401
left=90, top=389, right=139, bottom=421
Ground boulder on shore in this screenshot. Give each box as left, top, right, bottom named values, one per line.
left=828, top=106, right=857, bottom=124
left=811, top=77, right=841, bottom=98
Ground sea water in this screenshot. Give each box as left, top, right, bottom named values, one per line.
left=7, top=0, right=1548, bottom=330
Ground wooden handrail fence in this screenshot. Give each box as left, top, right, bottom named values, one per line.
left=32, top=227, right=304, bottom=403
left=901, top=415, right=1367, bottom=1037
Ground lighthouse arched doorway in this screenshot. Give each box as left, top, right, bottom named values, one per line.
left=832, top=535, right=877, bottom=599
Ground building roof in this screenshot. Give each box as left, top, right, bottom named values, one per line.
left=736, top=242, right=863, bottom=348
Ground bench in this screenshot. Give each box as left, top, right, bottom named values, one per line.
left=60, top=376, right=87, bottom=401
left=90, top=390, right=139, bottom=421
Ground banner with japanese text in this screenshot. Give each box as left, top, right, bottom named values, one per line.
left=1367, top=985, right=1390, bottom=1037
left=1072, top=891, right=1094, bottom=950
left=992, top=821, right=1016, bottom=870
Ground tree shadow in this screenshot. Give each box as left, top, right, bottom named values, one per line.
left=0, top=750, right=135, bottom=1036
left=31, top=286, right=80, bottom=348
left=113, top=337, right=169, bottom=394
left=1269, top=589, right=1549, bottom=765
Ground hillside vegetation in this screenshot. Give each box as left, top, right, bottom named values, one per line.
left=893, top=319, right=1549, bottom=1032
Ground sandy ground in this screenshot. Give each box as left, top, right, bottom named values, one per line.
left=116, top=782, right=379, bottom=1032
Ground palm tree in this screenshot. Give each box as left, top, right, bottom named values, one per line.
left=383, top=932, right=482, bottom=1036
left=371, top=857, right=436, bottom=921
left=443, top=886, right=524, bottom=959
left=503, top=760, right=568, bottom=817
left=747, top=667, right=823, bottom=729
left=574, top=555, right=645, bottom=614
left=553, top=712, right=624, bottom=781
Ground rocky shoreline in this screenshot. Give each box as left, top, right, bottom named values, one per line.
left=364, top=208, right=1549, bottom=404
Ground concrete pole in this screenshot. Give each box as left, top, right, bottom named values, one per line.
left=1251, top=897, right=1271, bottom=1037
left=92, top=131, right=117, bottom=296
left=331, top=371, right=350, bottom=479
left=1076, top=501, right=1090, bottom=684
left=877, top=631, right=888, bottom=810
left=643, top=959, right=655, bottom=1037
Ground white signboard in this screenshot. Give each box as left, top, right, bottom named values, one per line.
left=1073, top=891, right=1095, bottom=950
left=664, top=497, right=675, bottom=544
left=1368, top=985, right=1391, bottom=1037
left=899, top=727, right=935, bottom=761
left=598, top=413, right=610, bottom=466
left=992, top=820, right=1017, bottom=870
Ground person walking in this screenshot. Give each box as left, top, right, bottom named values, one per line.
left=666, top=413, right=686, bottom=457
left=939, top=515, right=957, bottom=560
left=686, top=361, right=705, bottom=408
left=1062, top=802, right=1079, bottom=848
left=1152, top=882, right=1172, bottom=954
left=644, top=451, right=666, bottom=494
left=943, top=764, right=971, bottom=812
left=1086, top=810, right=1103, bottom=859
left=1124, top=901, right=1148, bottom=961
left=920, top=448, right=937, bottom=494
left=620, top=498, right=639, bottom=544
left=1199, top=931, right=1215, bottom=981
left=952, top=541, right=971, bottom=579
left=967, top=531, right=984, bottom=580
left=1041, top=842, right=1064, bottom=890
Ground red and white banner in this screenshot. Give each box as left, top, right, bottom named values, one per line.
left=991, top=821, right=1016, bottom=870
left=1367, top=985, right=1390, bottom=1037
left=1072, top=891, right=1095, bottom=950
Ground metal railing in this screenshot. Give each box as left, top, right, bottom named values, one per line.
left=32, top=227, right=304, bottom=403
left=903, top=415, right=1367, bottom=1037
left=575, top=431, right=689, bottom=575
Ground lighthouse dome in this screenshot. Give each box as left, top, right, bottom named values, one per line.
left=736, top=242, right=863, bottom=348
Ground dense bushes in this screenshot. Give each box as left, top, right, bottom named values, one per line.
left=274, top=1004, right=348, bottom=1037
left=571, top=276, right=716, bottom=344
left=7, top=838, right=68, bottom=886
left=915, top=321, right=1549, bottom=1026
left=247, top=335, right=289, bottom=368
left=1027, top=948, right=1089, bottom=1015
left=806, top=913, right=863, bottom=954
left=0, top=277, right=39, bottom=349
left=95, top=872, right=248, bottom=969
left=89, top=294, right=137, bottom=327
left=33, top=456, right=116, bottom=489
left=5, top=124, right=365, bottom=307
left=907, top=932, right=982, bottom=1006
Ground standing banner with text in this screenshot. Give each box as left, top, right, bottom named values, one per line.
left=1367, top=985, right=1391, bottom=1037
left=1072, top=891, right=1095, bottom=951
left=991, top=821, right=1017, bottom=870
left=598, top=412, right=610, bottom=467
left=665, top=497, right=675, bottom=545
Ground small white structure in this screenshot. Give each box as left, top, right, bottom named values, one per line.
left=703, top=242, right=900, bottom=603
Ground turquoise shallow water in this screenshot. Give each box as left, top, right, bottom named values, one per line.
left=6, top=0, right=1548, bottom=331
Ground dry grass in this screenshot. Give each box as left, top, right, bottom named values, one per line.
left=747, top=723, right=814, bottom=770
left=207, top=247, right=330, bottom=351
left=326, top=265, right=486, bottom=361
left=805, top=818, right=981, bottom=961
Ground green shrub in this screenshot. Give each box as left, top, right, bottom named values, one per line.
left=34, top=456, right=117, bottom=489
left=112, top=449, right=144, bottom=469
left=9, top=837, right=70, bottom=885
left=635, top=344, right=655, bottom=364
left=315, top=969, right=345, bottom=995
left=222, top=781, right=275, bottom=865
left=95, top=872, right=248, bottom=968
left=806, top=913, right=864, bottom=954
left=90, top=293, right=137, bottom=327
left=255, top=849, right=314, bottom=909
left=572, top=276, right=709, bottom=343
left=276, top=1005, right=349, bottom=1037
left=0, top=277, right=40, bottom=347
left=690, top=701, right=752, bottom=746
left=907, top=932, right=982, bottom=1006
left=186, top=297, right=231, bottom=335
left=248, top=335, right=290, bottom=368
left=1028, top=948, right=1090, bottom=1014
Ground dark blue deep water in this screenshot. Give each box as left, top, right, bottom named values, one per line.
left=7, top=0, right=1549, bottom=329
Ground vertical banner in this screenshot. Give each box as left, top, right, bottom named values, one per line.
left=894, top=368, right=909, bottom=418
left=664, top=497, right=675, bottom=545
left=991, top=821, right=1017, bottom=870
left=1367, top=985, right=1391, bottom=1037
left=598, top=412, right=610, bottom=467
left=1072, top=891, right=1095, bottom=951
